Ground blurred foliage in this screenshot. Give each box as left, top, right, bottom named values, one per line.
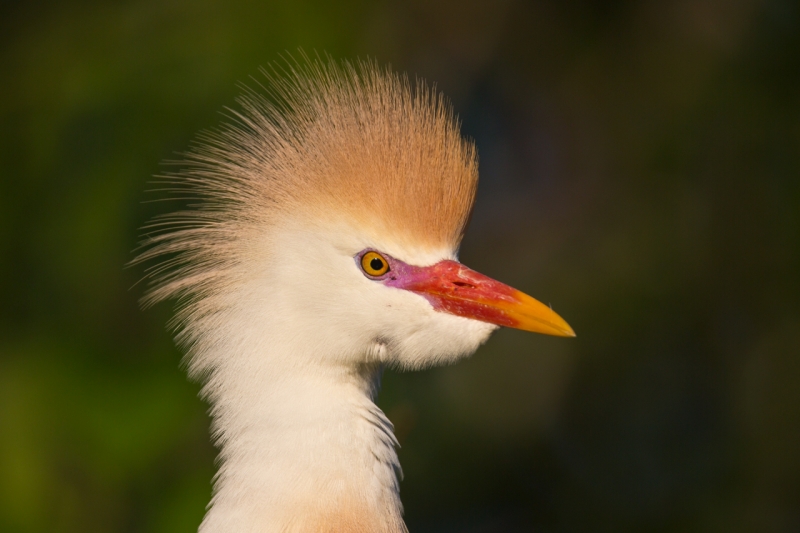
left=1, top=0, right=798, bottom=532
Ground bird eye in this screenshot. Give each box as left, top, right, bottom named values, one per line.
left=361, top=251, right=390, bottom=277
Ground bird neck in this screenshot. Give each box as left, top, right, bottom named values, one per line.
left=198, top=353, right=406, bottom=533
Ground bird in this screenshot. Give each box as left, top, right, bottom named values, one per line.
left=136, top=57, right=574, bottom=533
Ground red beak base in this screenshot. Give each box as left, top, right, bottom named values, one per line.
left=385, top=259, right=575, bottom=337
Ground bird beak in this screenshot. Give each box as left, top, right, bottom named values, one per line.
left=388, top=260, right=575, bottom=337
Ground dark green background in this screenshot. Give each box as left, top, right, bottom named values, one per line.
left=1, top=1, right=799, bottom=531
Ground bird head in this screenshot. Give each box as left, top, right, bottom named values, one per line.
left=137, top=57, right=573, bottom=376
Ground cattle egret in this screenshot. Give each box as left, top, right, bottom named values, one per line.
left=137, top=58, right=574, bottom=533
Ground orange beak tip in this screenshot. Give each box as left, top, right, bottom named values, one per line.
left=503, top=290, right=576, bottom=338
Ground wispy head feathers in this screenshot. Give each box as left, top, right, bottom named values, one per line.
left=135, top=57, right=478, bottom=310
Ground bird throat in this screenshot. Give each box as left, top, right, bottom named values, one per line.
left=197, top=359, right=406, bottom=533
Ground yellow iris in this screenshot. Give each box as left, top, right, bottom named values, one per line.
left=361, top=251, right=390, bottom=276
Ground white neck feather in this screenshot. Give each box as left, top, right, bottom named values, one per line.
left=174, top=223, right=489, bottom=532
left=197, top=337, right=406, bottom=533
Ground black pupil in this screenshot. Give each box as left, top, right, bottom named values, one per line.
left=370, top=257, right=385, bottom=272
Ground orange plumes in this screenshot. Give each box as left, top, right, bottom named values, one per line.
left=137, top=55, right=478, bottom=310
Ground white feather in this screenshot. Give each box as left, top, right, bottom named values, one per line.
left=190, top=217, right=495, bottom=532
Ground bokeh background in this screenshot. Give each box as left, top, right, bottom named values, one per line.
left=1, top=1, right=799, bottom=531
